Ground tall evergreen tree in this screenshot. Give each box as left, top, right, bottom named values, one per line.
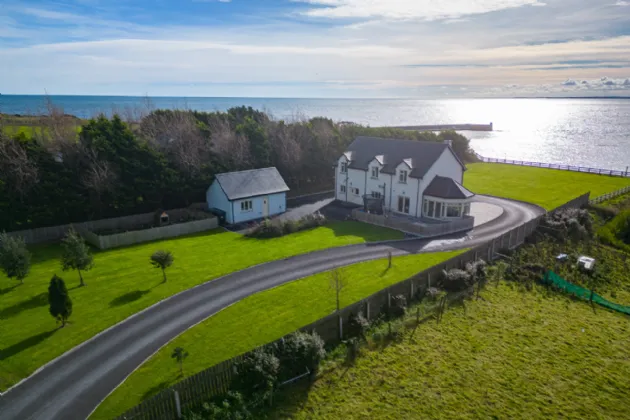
left=48, top=275, right=72, bottom=327
left=61, top=228, right=94, bottom=287
left=0, top=232, right=31, bottom=284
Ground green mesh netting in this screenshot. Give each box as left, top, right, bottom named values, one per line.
left=542, top=271, right=630, bottom=315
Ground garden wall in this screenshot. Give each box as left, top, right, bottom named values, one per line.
left=84, top=217, right=218, bottom=250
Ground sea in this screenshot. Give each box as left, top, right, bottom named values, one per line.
left=1, top=95, right=629, bottom=171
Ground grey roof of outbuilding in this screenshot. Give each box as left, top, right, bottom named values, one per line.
left=344, top=136, right=465, bottom=179
left=423, top=176, right=475, bottom=199
left=215, top=167, right=290, bottom=201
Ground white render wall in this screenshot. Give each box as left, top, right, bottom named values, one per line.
left=417, top=148, right=465, bottom=216
left=335, top=147, right=465, bottom=217
left=388, top=162, right=421, bottom=216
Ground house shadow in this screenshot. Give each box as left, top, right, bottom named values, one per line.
left=0, top=292, right=48, bottom=319
left=109, top=290, right=150, bottom=307
left=0, top=329, right=57, bottom=360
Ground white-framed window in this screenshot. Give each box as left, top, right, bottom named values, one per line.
left=241, top=200, right=253, bottom=212
left=446, top=204, right=462, bottom=218
left=340, top=162, right=347, bottom=173
left=397, top=196, right=410, bottom=214
left=371, top=191, right=382, bottom=199
left=351, top=187, right=360, bottom=195
left=371, top=167, right=379, bottom=179
left=463, top=203, right=471, bottom=216
left=399, top=170, right=408, bottom=183
left=340, top=185, right=346, bottom=194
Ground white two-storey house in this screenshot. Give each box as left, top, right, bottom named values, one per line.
left=335, top=136, right=475, bottom=220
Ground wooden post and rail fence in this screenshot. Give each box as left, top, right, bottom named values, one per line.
left=475, top=153, right=630, bottom=178
left=111, top=187, right=630, bottom=420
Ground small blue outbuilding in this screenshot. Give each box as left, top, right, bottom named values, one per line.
left=206, top=167, right=290, bottom=224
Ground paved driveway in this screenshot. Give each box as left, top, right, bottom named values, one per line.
left=0, top=195, right=544, bottom=420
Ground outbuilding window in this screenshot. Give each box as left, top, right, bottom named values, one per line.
left=340, top=162, right=347, bottom=173
left=399, top=170, right=408, bottom=184
left=340, top=185, right=346, bottom=194
left=241, top=200, right=253, bottom=212
left=371, top=167, right=379, bottom=179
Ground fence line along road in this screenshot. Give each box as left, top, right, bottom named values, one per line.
left=113, top=193, right=591, bottom=420
left=475, top=153, right=630, bottom=178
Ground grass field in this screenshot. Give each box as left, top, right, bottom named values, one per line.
left=273, top=281, right=630, bottom=420
left=464, top=163, right=630, bottom=210
left=0, top=222, right=402, bottom=392
left=91, top=250, right=464, bottom=420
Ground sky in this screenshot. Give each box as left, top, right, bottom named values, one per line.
left=1, top=0, right=629, bottom=98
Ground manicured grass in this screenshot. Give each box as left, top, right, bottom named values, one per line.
left=91, top=251, right=464, bottom=420
left=275, top=281, right=630, bottom=419
left=464, top=163, right=630, bottom=210
left=0, top=222, right=402, bottom=392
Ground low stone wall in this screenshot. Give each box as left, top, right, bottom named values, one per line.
left=84, top=218, right=218, bottom=250
left=352, top=209, right=474, bottom=238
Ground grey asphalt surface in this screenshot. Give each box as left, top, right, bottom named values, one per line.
left=0, top=195, right=544, bottom=420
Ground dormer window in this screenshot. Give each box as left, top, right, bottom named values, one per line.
left=340, top=162, right=347, bottom=173
left=371, top=167, right=379, bottom=179
left=399, top=170, right=408, bottom=184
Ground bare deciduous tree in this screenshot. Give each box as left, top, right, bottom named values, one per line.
left=82, top=148, right=117, bottom=195
left=0, top=136, right=39, bottom=196
left=329, top=268, right=346, bottom=312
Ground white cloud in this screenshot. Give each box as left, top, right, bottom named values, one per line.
left=615, top=1, right=629, bottom=6
left=296, top=0, right=545, bottom=20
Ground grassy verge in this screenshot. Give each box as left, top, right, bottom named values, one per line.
left=272, top=281, right=630, bottom=419
left=0, top=222, right=402, bottom=391
left=91, top=250, right=465, bottom=420
left=464, top=163, right=630, bottom=210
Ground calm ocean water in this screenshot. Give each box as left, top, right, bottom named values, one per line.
left=1, top=95, right=629, bottom=171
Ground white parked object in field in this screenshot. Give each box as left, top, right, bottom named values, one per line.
left=577, top=256, right=596, bottom=271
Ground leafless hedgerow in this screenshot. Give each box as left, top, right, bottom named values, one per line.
left=208, top=116, right=251, bottom=168
left=0, top=135, right=39, bottom=196
left=81, top=148, right=117, bottom=195
left=140, top=110, right=211, bottom=176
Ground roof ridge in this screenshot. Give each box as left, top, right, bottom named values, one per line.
left=216, top=167, right=278, bottom=177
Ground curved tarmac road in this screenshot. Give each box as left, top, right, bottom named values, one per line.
left=0, top=195, right=544, bottom=420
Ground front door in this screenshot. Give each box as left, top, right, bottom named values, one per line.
left=397, top=196, right=410, bottom=214
left=263, top=196, right=269, bottom=217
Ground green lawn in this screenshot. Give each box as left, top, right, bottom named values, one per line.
left=0, top=222, right=402, bottom=392
left=464, top=163, right=630, bottom=210
left=274, top=281, right=630, bottom=420
left=91, top=251, right=464, bottom=420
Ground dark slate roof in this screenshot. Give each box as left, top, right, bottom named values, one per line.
left=344, top=136, right=465, bottom=179
left=215, top=167, right=289, bottom=201
left=423, top=176, right=475, bottom=199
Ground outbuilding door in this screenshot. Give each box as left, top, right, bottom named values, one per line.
left=263, top=196, right=269, bottom=217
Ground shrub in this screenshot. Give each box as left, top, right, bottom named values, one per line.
left=542, top=208, right=593, bottom=241
left=347, top=311, right=370, bottom=339
left=441, top=268, right=472, bottom=292
left=184, top=391, right=252, bottom=420
left=589, top=204, right=619, bottom=221
left=425, top=287, right=445, bottom=301
left=598, top=210, right=630, bottom=252
left=271, top=331, right=326, bottom=381
left=232, top=348, right=279, bottom=401
left=0, top=232, right=31, bottom=284
left=466, top=259, right=487, bottom=283
left=344, top=337, right=360, bottom=365
left=246, top=213, right=328, bottom=238
left=388, top=294, right=407, bottom=319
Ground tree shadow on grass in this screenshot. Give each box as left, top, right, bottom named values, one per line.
left=0, top=285, right=18, bottom=296
left=0, top=329, right=56, bottom=361
left=0, top=292, right=48, bottom=319
left=141, top=380, right=173, bottom=401
left=109, top=290, right=150, bottom=307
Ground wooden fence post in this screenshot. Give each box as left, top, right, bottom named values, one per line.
left=366, top=301, right=370, bottom=320
left=410, top=281, right=414, bottom=299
